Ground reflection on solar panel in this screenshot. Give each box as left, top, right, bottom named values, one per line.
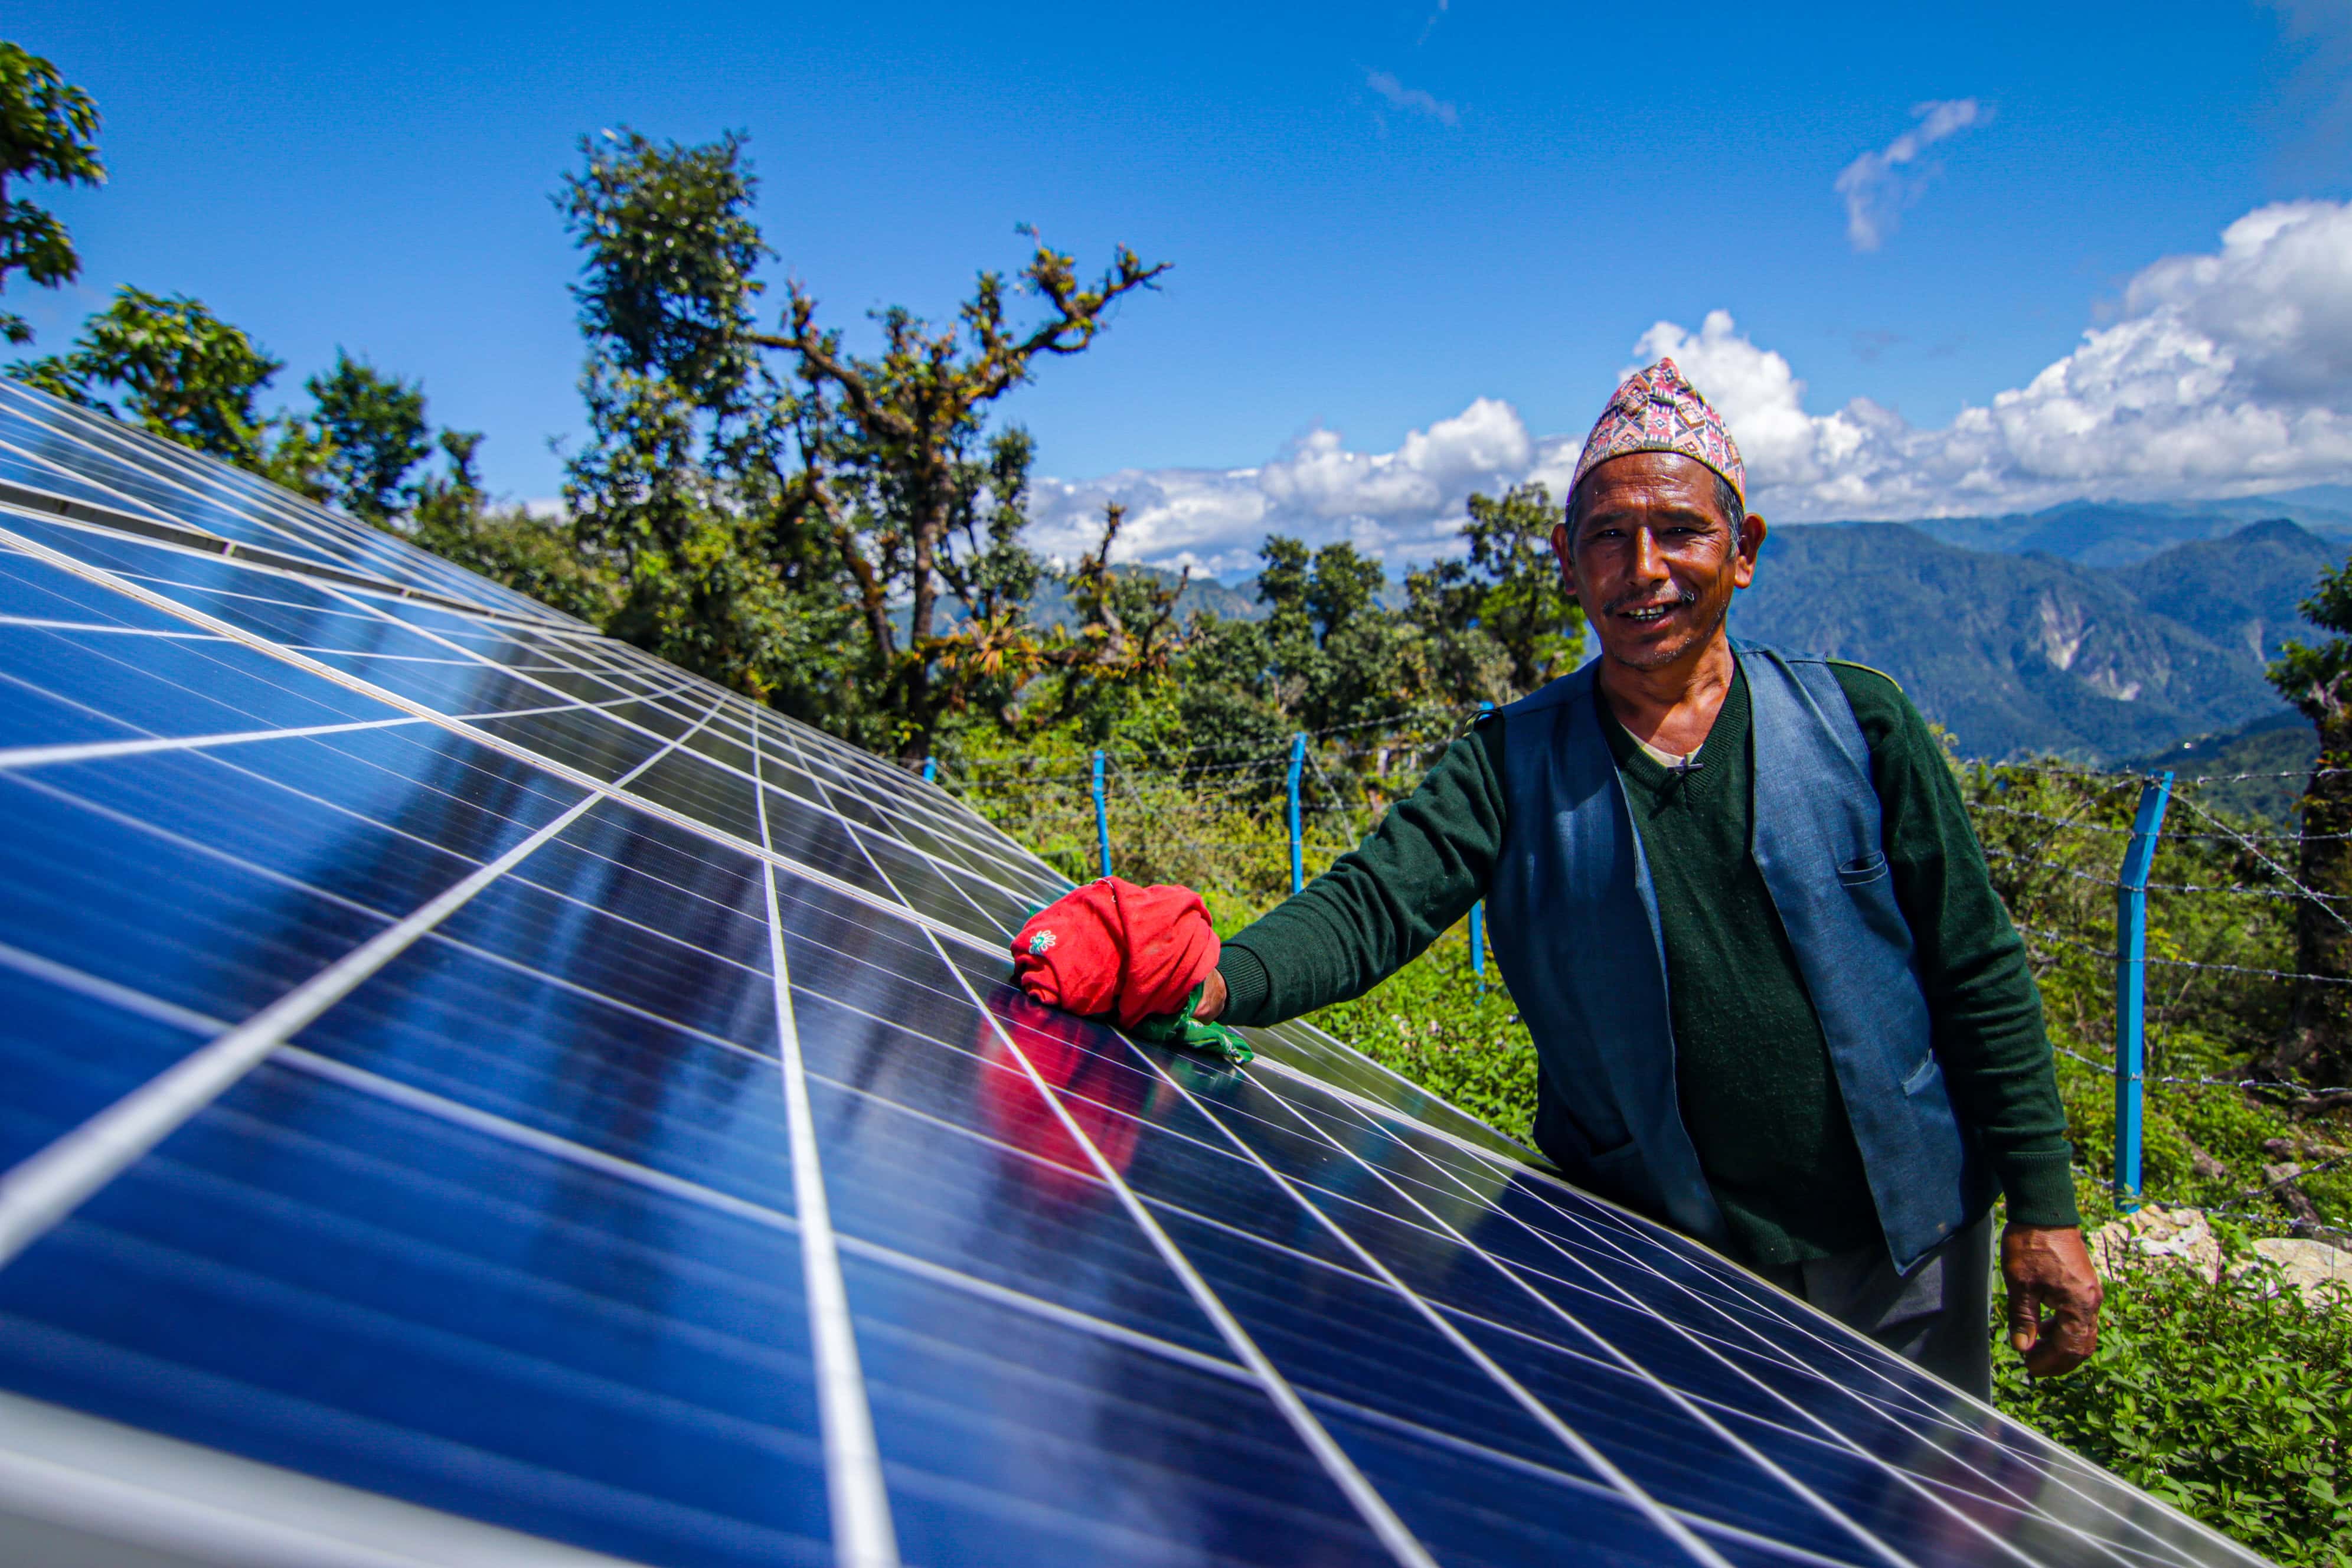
left=0, top=378, right=2261, bottom=1568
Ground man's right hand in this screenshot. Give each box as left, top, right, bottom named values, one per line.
left=1195, top=965, right=1228, bottom=1022
left=1011, top=878, right=1221, bottom=1029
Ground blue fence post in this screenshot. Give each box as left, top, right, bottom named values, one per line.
left=920, top=756, right=936, bottom=785
left=1471, top=701, right=1494, bottom=991
left=2113, top=771, right=2174, bottom=1213
left=1287, top=733, right=1307, bottom=896
left=1091, top=750, right=1112, bottom=878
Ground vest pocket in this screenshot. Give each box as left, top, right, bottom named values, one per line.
left=1837, top=851, right=1890, bottom=888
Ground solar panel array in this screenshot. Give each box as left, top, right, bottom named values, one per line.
left=0, top=381, right=2263, bottom=1568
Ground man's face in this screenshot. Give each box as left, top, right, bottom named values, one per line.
left=1549, top=452, right=1765, bottom=672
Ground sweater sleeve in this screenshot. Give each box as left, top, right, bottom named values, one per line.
left=1217, top=721, right=1508, bottom=1026
left=1831, top=664, right=2082, bottom=1229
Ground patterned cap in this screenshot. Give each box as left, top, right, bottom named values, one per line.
left=1569, top=358, right=1746, bottom=507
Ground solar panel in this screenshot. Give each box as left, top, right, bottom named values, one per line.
left=0, top=380, right=2262, bottom=1568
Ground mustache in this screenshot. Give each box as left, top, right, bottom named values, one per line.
left=1604, top=586, right=1700, bottom=616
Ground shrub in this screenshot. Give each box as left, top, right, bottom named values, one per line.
left=1994, top=1244, right=2352, bottom=1566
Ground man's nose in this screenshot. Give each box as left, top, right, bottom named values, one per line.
left=1629, top=527, right=1668, bottom=581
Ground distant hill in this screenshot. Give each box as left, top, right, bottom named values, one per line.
left=1867, top=495, right=2352, bottom=570
left=2129, top=710, right=2317, bottom=822
left=1020, top=566, right=1266, bottom=631
left=2109, top=517, right=2341, bottom=665
left=1731, top=524, right=2276, bottom=760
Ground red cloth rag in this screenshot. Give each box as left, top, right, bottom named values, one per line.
left=1011, top=878, right=1220, bottom=1029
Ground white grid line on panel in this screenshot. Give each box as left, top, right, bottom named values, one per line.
left=923, top=932, right=1440, bottom=1568
left=750, top=719, right=901, bottom=1568
left=293, top=571, right=1051, bottom=925
left=0, top=939, right=227, bottom=1038
left=1469, top=1154, right=2248, bottom=1568
left=0, top=659, right=708, bottom=776
left=1123, top=1050, right=1742, bottom=1568
left=0, top=387, right=543, bottom=621
left=0, top=395, right=454, bottom=603
left=1390, top=1106, right=2243, bottom=1566
left=1333, top=1103, right=2113, bottom=1568
left=0, top=614, right=222, bottom=639
left=0, top=715, right=425, bottom=773
left=763, top=715, right=1012, bottom=942
left=0, top=697, right=721, bottom=1272
left=0, top=520, right=1013, bottom=963
left=1221, top=1060, right=1916, bottom=1568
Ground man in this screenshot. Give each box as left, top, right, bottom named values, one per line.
left=1012, top=360, right=2101, bottom=1398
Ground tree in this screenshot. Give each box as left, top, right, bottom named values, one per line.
left=550, top=126, right=1167, bottom=760
left=14, top=286, right=282, bottom=463
left=759, top=224, right=1168, bottom=759
left=2264, top=554, right=2352, bottom=1087
left=1408, top=482, right=1584, bottom=701
left=0, top=42, right=103, bottom=345
left=309, top=350, right=432, bottom=524
left=1250, top=535, right=1432, bottom=737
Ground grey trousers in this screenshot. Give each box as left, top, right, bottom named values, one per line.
left=1751, top=1210, right=1996, bottom=1401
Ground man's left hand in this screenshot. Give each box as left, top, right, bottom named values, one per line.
left=2001, top=1223, right=2102, bottom=1377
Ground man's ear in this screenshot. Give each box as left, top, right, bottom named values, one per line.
left=1550, top=521, right=1578, bottom=599
left=1731, top=511, right=1766, bottom=590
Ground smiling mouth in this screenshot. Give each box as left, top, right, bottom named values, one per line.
left=1615, top=602, right=1683, bottom=625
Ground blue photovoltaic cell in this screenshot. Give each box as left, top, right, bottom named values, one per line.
left=0, top=388, right=2266, bottom=1568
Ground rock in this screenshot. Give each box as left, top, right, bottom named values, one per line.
left=2262, top=1162, right=2325, bottom=1224
left=2088, top=1205, right=2222, bottom=1283
left=2190, top=1146, right=2231, bottom=1182
left=2246, top=1238, right=2352, bottom=1309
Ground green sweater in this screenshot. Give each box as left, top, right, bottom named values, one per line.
left=1217, top=662, right=2079, bottom=1266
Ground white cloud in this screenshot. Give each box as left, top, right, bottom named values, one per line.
left=1365, top=68, right=1459, bottom=127
left=1027, top=198, right=2352, bottom=570
left=1027, top=399, right=1533, bottom=576
left=1646, top=200, right=2352, bottom=518
left=1835, top=99, right=1991, bottom=251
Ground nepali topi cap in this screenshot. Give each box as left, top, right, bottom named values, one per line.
left=1570, top=357, right=1746, bottom=507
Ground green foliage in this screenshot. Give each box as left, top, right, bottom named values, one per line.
left=15, top=286, right=283, bottom=463
left=410, top=431, right=618, bottom=625
left=308, top=351, right=433, bottom=524
left=1409, top=482, right=1586, bottom=698
left=559, top=128, right=765, bottom=407
left=1308, top=930, right=1539, bottom=1142
left=2266, top=548, right=2352, bottom=1086
left=1995, top=1242, right=2352, bottom=1565
left=0, top=40, right=104, bottom=345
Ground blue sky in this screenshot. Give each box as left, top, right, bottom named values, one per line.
left=16, top=2, right=2352, bottom=571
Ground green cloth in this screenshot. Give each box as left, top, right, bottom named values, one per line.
left=1132, top=981, right=1254, bottom=1064
left=1216, top=661, right=2079, bottom=1266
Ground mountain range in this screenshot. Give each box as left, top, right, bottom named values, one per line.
left=1729, top=513, right=2346, bottom=762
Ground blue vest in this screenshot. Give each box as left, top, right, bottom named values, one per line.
left=1488, top=643, right=1989, bottom=1272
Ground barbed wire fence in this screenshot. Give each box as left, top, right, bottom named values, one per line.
left=928, top=717, right=2351, bottom=1239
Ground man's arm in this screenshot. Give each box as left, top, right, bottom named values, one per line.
left=1834, top=664, right=2099, bottom=1375
left=1207, top=721, right=1508, bottom=1025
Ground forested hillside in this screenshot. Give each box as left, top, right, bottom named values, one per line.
left=1733, top=517, right=2344, bottom=760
